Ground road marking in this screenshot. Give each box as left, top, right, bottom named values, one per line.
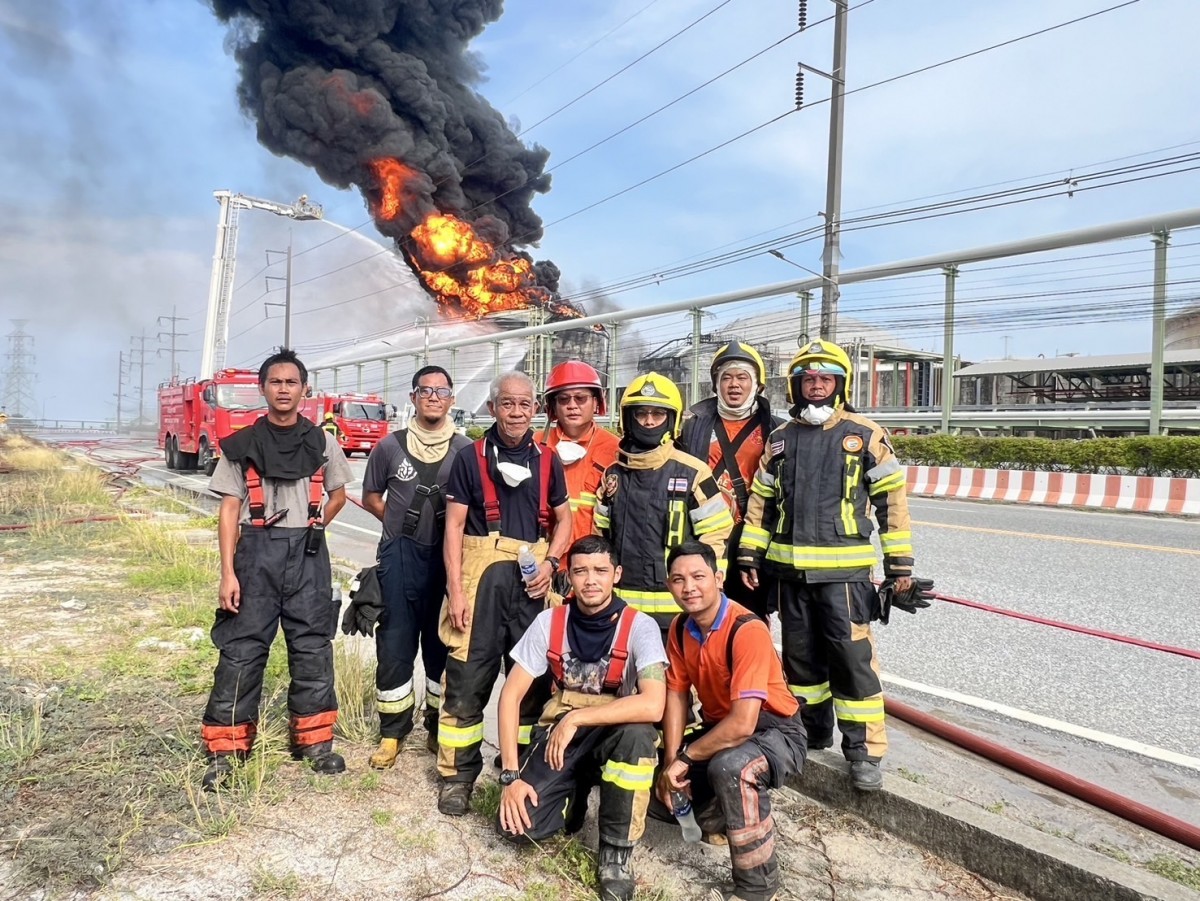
left=330, top=520, right=381, bottom=538
left=883, top=673, right=1200, bottom=772
left=910, top=520, right=1200, bottom=556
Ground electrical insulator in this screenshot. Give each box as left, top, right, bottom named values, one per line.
left=795, top=68, right=805, bottom=110
left=798, top=0, right=808, bottom=30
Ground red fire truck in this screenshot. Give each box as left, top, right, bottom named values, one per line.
left=157, top=369, right=267, bottom=475
left=313, top=392, right=392, bottom=456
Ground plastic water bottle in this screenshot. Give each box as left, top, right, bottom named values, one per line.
left=517, top=545, right=540, bottom=584
left=671, top=791, right=703, bottom=843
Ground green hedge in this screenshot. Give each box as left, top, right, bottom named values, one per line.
left=891, top=436, right=1200, bottom=478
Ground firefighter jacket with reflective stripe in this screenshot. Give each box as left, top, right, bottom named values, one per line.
left=737, top=408, right=913, bottom=582
left=594, top=444, right=734, bottom=616
left=546, top=424, right=620, bottom=551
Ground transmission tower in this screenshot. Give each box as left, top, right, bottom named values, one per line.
left=2, top=320, right=37, bottom=418
left=129, top=330, right=149, bottom=427
left=157, top=306, right=189, bottom=381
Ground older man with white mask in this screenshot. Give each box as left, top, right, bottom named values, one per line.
left=436, top=370, right=573, bottom=816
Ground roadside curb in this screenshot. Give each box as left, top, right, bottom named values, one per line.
left=905, top=465, right=1200, bottom=516
left=792, top=751, right=1199, bottom=901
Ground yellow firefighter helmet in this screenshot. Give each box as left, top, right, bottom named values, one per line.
left=620, top=372, right=685, bottom=439
left=787, top=339, right=853, bottom=405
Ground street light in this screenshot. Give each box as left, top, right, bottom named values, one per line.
left=766, top=249, right=839, bottom=341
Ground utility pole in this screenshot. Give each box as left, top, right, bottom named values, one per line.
left=130, top=331, right=148, bottom=427
left=157, top=306, right=188, bottom=381
left=115, top=351, right=126, bottom=432
left=265, top=232, right=295, bottom=348
left=820, top=0, right=848, bottom=342
left=2, top=319, right=38, bottom=418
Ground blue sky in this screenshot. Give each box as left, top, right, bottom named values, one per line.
left=3, top=0, right=1199, bottom=419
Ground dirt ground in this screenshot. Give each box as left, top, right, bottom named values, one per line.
left=0, top=438, right=1030, bottom=901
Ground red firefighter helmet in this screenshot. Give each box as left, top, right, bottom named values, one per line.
left=544, top=361, right=606, bottom=418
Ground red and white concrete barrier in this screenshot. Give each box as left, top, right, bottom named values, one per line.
left=905, top=466, right=1200, bottom=515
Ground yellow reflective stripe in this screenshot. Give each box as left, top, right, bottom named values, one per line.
left=691, top=494, right=728, bottom=521
left=694, top=508, right=734, bottom=534
left=765, top=544, right=878, bottom=569
left=623, top=592, right=682, bottom=614
left=879, top=531, right=913, bottom=555
left=741, top=524, right=770, bottom=549
left=578, top=493, right=597, bottom=508
left=594, top=509, right=611, bottom=529
left=841, top=454, right=860, bottom=537
left=568, top=499, right=583, bottom=511
left=667, top=499, right=687, bottom=547
left=717, top=557, right=728, bottom=573
left=600, top=760, right=655, bottom=791
left=869, top=471, right=907, bottom=495
left=833, top=697, right=886, bottom=723
left=866, top=458, right=902, bottom=481
left=377, top=696, right=415, bottom=714
left=439, top=721, right=485, bottom=748
left=750, top=471, right=775, bottom=495
left=518, top=725, right=533, bottom=746
left=425, top=694, right=442, bottom=710
left=790, top=683, right=832, bottom=705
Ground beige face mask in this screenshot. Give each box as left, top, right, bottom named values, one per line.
left=497, top=461, right=533, bottom=487
left=555, top=441, right=587, bottom=464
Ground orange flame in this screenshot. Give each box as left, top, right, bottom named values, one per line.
left=368, top=156, right=578, bottom=321
left=369, top=158, right=416, bottom=221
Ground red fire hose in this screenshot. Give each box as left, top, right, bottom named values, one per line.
left=886, top=698, right=1200, bottom=852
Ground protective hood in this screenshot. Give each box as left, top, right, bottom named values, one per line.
left=621, top=409, right=675, bottom=451
left=715, top=360, right=760, bottom=421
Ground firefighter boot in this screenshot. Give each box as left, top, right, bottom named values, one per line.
left=850, top=760, right=883, bottom=792
left=438, top=781, right=472, bottom=817
left=369, top=737, right=401, bottom=770
left=423, top=708, right=439, bottom=755
left=294, top=740, right=346, bottom=776
left=597, top=841, right=635, bottom=901
left=201, top=754, right=233, bottom=793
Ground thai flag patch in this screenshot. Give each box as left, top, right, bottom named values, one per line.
left=770, top=440, right=785, bottom=456
left=668, top=478, right=690, bottom=493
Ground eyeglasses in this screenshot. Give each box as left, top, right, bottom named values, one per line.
left=555, top=392, right=595, bottom=407
left=415, top=386, right=453, bottom=399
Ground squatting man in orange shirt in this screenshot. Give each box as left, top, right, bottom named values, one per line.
left=657, top=540, right=806, bottom=901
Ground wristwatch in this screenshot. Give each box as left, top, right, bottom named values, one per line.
left=499, top=768, right=521, bottom=786
left=676, top=744, right=694, bottom=767
left=545, top=556, right=560, bottom=571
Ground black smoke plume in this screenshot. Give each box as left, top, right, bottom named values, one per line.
left=209, top=0, right=552, bottom=247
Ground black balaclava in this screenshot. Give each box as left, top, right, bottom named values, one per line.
left=566, top=595, right=629, bottom=664
left=621, top=407, right=675, bottom=451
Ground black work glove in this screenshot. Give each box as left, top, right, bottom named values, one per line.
left=340, top=564, right=385, bottom=637
left=877, top=577, right=935, bottom=625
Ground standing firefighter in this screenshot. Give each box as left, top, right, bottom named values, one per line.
left=541, top=361, right=620, bottom=560
left=738, top=339, right=914, bottom=791
left=593, top=372, right=733, bottom=635
left=200, top=349, right=352, bottom=791
left=437, top=371, right=573, bottom=815
left=680, top=340, right=782, bottom=620
left=496, top=536, right=666, bottom=901
left=359, top=365, right=472, bottom=766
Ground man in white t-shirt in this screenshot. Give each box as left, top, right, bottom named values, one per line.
left=496, top=535, right=666, bottom=901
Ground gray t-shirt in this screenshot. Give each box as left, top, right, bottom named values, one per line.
left=363, top=430, right=472, bottom=544
left=209, top=431, right=352, bottom=527
left=510, top=603, right=668, bottom=696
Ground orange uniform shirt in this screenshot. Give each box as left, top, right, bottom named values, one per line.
left=546, top=423, right=620, bottom=551
left=666, top=597, right=798, bottom=723
left=705, top=418, right=766, bottom=523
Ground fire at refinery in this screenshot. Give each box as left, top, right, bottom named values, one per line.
left=369, top=158, right=578, bottom=321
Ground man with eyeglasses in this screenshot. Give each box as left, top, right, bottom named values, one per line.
left=359, top=365, right=473, bottom=769
left=437, top=370, right=573, bottom=816
left=593, top=372, right=734, bottom=638
left=541, top=361, right=620, bottom=575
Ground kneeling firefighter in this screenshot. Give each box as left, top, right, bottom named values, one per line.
left=593, top=372, right=734, bottom=636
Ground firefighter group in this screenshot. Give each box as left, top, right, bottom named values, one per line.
left=199, top=337, right=931, bottom=901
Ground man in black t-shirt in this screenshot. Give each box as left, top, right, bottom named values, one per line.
left=361, top=365, right=472, bottom=768
left=436, top=370, right=573, bottom=816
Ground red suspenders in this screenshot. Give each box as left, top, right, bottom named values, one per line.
left=546, top=605, right=639, bottom=693
left=474, top=438, right=553, bottom=535
left=244, top=463, right=324, bottom=527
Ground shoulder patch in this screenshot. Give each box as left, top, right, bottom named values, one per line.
left=603, top=470, right=620, bottom=498
left=842, top=434, right=864, bottom=453
left=770, top=439, right=785, bottom=456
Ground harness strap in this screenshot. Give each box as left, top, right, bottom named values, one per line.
left=244, top=462, right=324, bottom=527
left=475, top=437, right=555, bottom=537
left=547, top=604, right=639, bottom=694
left=546, top=604, right=569, bottom=685
left=711, top=404, right=773, bottom=513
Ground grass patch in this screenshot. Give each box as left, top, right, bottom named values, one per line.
left=471, top=779, right=502, bottom=819
left=333, top=638, right=376, bottom=744
left=0, top=694, right=44, bottom=770
left=1146, top=855, right=1200, bottom=890
left=371, top=809, right=393, bottom=826
left=538, top=837, right=597, bottom=891
left=895, top=766, right=926, bottom=784
left=983, top=799, right=1008, bottom=815
left=249, top=862, right=302, bottom=898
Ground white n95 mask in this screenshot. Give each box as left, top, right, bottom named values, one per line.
left=555, top=441, right=587, bottom=464
left=800, top=405, right=834, bottom=426
left=497, top=461, right=533, bottom=487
